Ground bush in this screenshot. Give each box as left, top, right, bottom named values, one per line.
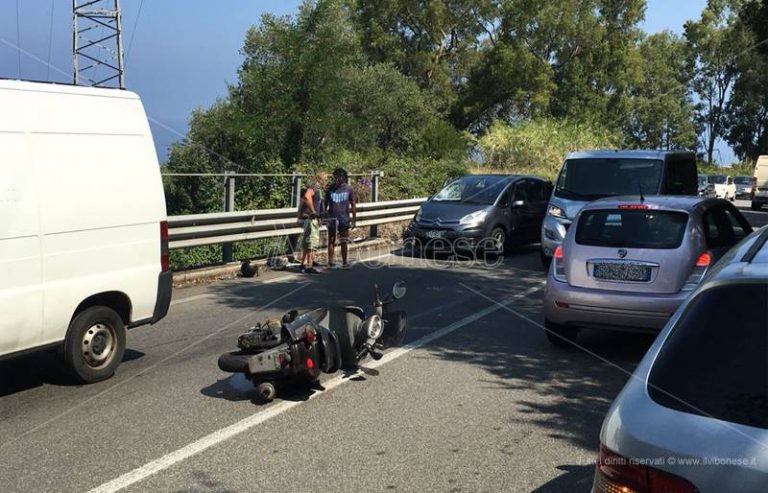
left=478, top=119, right=622, bottom=180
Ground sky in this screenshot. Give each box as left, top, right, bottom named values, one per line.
left=1, top=0, right=731, bottom=163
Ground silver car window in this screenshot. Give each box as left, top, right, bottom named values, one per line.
left=648, top=283, right=768, bottom=430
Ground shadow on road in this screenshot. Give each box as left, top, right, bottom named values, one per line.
left=0, top=348, right=146, bottom=397
left=530, top=464, right=595, bottom=492
left=424, top=297, right=655, bottom=452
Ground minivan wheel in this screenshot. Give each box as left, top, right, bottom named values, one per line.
left=544, top=319, right=578, bottom=347
left=64, top=306, right=126, bottom=383
left=489, top=227, right=506, bottom=255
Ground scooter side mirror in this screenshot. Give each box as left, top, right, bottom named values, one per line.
left=392, top=281, right=407, bottom=300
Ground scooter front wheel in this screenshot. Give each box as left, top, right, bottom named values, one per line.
left=255, top=382, right=277, bottom=403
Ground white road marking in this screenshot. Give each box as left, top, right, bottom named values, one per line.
left=86, top=282, right=544, bottom=493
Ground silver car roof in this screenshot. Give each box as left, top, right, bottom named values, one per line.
left=565, top=149, right=695, bottom=160
left=701, top=227, right=768, bottom=284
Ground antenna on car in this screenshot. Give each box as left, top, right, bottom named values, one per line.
left=639, top=183, right=645, bottom=204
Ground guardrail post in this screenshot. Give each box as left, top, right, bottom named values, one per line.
left=222, top=171, right=235, bottom=263
left=369, top=170, right=382, bottom=237
left=290, top=173, right=302, bottom=208
left=287, top=173, right=302, bottom=260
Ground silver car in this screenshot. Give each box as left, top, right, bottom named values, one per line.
left=593, top=227, right=768, bottom=493
left=544, top=196, right=752, bottom=344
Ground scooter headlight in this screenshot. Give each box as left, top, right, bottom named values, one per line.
left=363, top=315, right=384, bottom=340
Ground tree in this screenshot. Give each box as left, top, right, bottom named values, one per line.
left=625, top=32, right=698, bottom=150
left=452, top=0, right=647, bottom=133
left=353, top=0, right=497, bottom=116
left=685, top=0, right=751, bottom=164
left=725, top=41, right=768, bottom=161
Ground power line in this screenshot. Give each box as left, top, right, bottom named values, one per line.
left=15, top=0, right=21, bottom=78
left=125, top=0, right=145, bottom=66
left=46, top=0, right=55, bottom=81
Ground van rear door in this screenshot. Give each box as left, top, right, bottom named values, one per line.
left=0, top=131, right=43, bottom=355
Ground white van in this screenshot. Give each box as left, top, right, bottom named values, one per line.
left=1, top=80, right=171, bottom=382
left=751, top=155, right=768, bottom=210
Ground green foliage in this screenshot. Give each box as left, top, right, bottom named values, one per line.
left=162, top=0, right=768, bottom=254
left=625, top=31, right=698, bottom=150
left=685, top=0, right=752, bottom=164
left=478, top=119, right=622, bottom=179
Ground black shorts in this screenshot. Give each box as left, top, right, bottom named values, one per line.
left=326, top=218, right=350, bottom=235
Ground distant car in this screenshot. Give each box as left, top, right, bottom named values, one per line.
left=404, top=175, right=552, bottom=254
left=544, top=196, right=752, bottom=344
left=698, top=174, right=716, bottom=198
left=751, top=155, right=768, bottom=210
left=735, top=175, right=752, bottom=199
left=707, top=174, right=736, bottom=201
left=541, top=150, right=698, bottom=268
left=593, top=227, right=768, bottom=493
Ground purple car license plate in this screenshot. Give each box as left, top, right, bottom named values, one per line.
left=593, top=263, right=652, bottom=282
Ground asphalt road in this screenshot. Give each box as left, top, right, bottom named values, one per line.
left=736, top=199, right=768, bottom=228
left=1, top=207, right=766, bottom=493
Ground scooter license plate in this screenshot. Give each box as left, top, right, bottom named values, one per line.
left=248, top=352, right=282, bottom=373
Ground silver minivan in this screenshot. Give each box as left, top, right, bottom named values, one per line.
left=541, top=150, right=698, bottom=266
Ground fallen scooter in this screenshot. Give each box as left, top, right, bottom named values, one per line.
left=217, top=281, right=408, bottom=402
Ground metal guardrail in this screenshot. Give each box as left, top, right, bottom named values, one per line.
left=168, top=198, right=426, bottom=250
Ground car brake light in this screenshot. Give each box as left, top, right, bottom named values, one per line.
left=695, top=252, right=711, bottom=267
left=594, top=445, right=700, bottom=493
left=553, top=246, right=567, bottom=282
left=683, top=252, right=711, bottom=291
left=618, top=204, right=649, bottom=210
left=160, top=220, right=170, bottom=272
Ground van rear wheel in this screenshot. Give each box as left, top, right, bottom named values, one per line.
left=64, top=306, right=126, bottom=383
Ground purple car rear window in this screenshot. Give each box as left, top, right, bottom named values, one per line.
left=575, top=209, right=688, bottom=249
left=648, top=284, right=768, bottom=430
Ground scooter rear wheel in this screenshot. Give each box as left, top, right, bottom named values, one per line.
left=255, top=382, right=277, bottom=403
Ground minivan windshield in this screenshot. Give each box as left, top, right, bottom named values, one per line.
left=555, top=158, right=663, bottom=201
left=708, top=175, right=727, bottom=184
left=735, top=176, right=751, bottom=185
left=431, top=176, right=510, bottom=205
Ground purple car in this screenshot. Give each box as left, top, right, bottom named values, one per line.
left=543, top=195, right=752, bottom=345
